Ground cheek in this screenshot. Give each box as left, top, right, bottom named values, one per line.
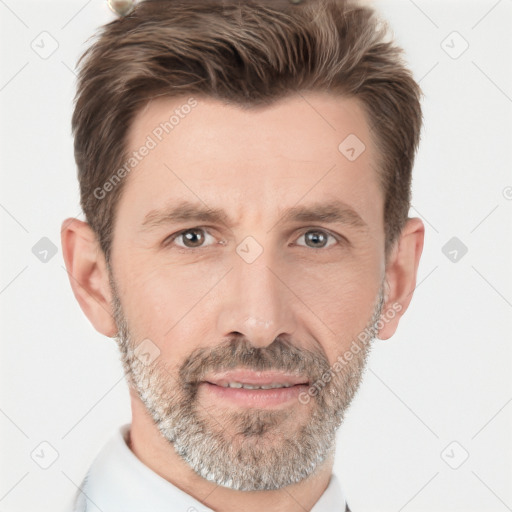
left=119, top=263, right=221, bottom=354
left=302, top=275, right=379, bottom=328
left=117, top=243, right=382, bottom=362
left=292, top=256, right=382, bottom=350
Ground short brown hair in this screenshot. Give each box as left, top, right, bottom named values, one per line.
left=72, top=0, right=422, bottom=264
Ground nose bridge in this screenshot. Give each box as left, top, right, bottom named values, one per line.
left=218, top=244, right=296, bottom=348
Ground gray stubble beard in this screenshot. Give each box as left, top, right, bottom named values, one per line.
left=109, top=270, right=384, bottom=491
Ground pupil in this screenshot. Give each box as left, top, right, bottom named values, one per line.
left=307, top=231, right=326, bottom=247
left=185, top=229, right=203, bottom=247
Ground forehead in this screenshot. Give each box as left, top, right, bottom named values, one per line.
left=128, top=91, right=374, bottom=164
left=117, top=91, right=382, bottom=230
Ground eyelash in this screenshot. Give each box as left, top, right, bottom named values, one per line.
left=162, top=227, right=344, bottom=251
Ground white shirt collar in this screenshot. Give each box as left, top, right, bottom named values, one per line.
left=71, top=423, right=348, bottom=512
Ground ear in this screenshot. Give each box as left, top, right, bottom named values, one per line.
left=61, top=218, right=118, bottom=338
left=377, top=217, right=425, bottom=340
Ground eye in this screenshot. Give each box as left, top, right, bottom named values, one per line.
left=163, top=227, right=342, bottom=251
left=164, top=227, right=217, bottom=249
left=295, top=229, right=339, bottom=249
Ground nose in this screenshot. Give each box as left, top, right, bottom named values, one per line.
left=216, top=252, right=296, bottom=349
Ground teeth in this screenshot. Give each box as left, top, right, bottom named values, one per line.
left=240, top=384, right=259, bottom=389
left=220, top=382, right=294, bottom=389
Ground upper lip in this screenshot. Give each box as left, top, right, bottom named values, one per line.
left=202, top=369, right=309, bottom=387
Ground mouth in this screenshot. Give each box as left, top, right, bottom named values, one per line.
left=199, top=369, right=310, bottom=407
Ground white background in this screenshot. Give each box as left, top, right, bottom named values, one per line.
left=0, top=1, right=511, bottom=511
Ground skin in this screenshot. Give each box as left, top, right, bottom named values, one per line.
left=61, top=91, right=424, bottom=512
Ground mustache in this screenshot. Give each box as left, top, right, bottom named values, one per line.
left=178, top=336, right=332, bottom=387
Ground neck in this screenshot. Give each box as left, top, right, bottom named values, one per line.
left=128, top=392, right=335, bottom=512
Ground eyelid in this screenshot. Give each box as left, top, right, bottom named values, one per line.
left=163, top=226, right=217, bottom=248
left=295, top=227, right=342, bottom=248
left=163, top=226, right=347, bottom=250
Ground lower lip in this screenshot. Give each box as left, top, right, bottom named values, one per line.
left=200, top=382, right=309, bottom=407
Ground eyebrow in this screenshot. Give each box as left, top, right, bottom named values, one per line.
left=139, top=199, right=368, bottom=233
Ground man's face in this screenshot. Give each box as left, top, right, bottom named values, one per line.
left=107, top=92, right=387, bottom=490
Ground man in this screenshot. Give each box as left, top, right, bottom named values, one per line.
left=61, top=0, right=424, bottom=510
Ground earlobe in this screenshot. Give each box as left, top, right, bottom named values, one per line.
left=377, top=217, right=425, bottom=340
left=61, top=218, right=118, bottom=338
